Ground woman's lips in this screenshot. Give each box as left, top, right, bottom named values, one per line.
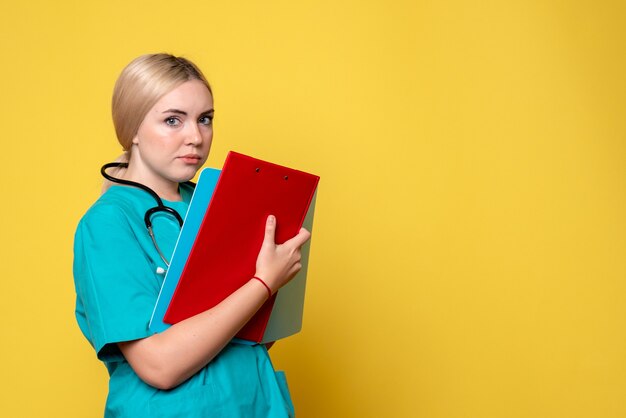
left=179, top=154, right=202, bottom=164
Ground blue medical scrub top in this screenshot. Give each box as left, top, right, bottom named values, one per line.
left=73, top=185, right=294, bottom=417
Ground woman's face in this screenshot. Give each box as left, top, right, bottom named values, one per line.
left=131, top=79, right=214, bottom=187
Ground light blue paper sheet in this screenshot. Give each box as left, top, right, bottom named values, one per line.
left=149, top=168, right=221, bottom=333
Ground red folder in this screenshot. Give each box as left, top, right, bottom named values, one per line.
left=163, top=151, right=320, bottom=342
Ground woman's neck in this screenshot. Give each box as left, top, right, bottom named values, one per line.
left=123, top=159, right=182, bottom=202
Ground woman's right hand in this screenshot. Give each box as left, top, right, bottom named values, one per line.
left=254, top=215, right=311, bottom=294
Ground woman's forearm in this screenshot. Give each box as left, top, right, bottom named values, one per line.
left=119, top=278, right=269, bottom=390
left=119, top=216, right=310, bottom=390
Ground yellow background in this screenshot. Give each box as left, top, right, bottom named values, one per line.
left=1, top=1, right=625, bottom=417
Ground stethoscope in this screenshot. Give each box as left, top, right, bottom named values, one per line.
left=101, top=162, right=193, bottom=271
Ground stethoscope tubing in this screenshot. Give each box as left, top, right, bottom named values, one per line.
left=100, top=162, right=191, bottom=267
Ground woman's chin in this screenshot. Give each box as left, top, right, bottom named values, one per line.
left=173, top=167, right=202, bottom=183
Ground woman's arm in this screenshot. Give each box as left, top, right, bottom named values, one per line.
left=118, top=215, right=310, bottom=390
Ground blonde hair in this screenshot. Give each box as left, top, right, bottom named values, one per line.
left=111, top=53, right=212, bottom=150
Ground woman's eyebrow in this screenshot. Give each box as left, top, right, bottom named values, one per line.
left=162, top=108, right=187, bottom=115
left=162, top=108, right=214, bottom=115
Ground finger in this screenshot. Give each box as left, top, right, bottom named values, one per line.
left=263, top=215, right=276, bottom=246
left=288, top=228, right=311, bottom=248
left=288, top=262, right=303, bottom=278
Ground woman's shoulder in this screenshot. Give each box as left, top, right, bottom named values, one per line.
left=79, top=186, right=143, bottom=227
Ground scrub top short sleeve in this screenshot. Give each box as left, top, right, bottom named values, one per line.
left=74, top=198, right=161, bottom=361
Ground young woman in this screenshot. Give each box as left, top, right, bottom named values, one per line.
left=73, top=53, right=310, bottom=417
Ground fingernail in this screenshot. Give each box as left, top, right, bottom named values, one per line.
left=268, top=215, right=275, bottom=223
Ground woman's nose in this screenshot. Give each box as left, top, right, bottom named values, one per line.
left=185, top=123, right=202, bottom=145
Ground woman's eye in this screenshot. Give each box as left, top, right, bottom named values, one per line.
left=199, top=115, right=213, bottom=126
left=165, top=117, right=181, bottom=126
